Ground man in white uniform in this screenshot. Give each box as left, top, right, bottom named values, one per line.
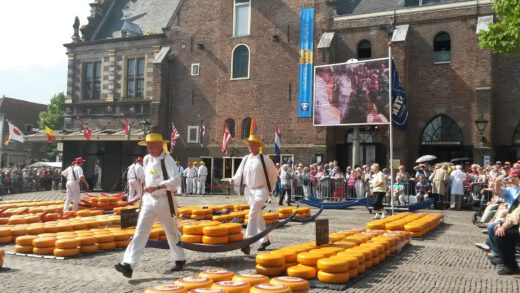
left=115, top=134, right=186, bottom=278
left=127, top=157, right=145, bottom=204
left=176, top=162, right=184, bottom=195
left=61, top=157, right=89, bottom=211
left=198, top=160, right=208, bottom=195
left=229, top=134, right=277, bottom=254
left=192, top=162, right=199, bottom=194
left=184, top=162, right=197, bottom=194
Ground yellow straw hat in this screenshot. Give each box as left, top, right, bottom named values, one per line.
left=199, top=161, right=205, bottom=165
left=138, top=133, right=169, bottom=146
left=243, top=134, right=264, bottom=146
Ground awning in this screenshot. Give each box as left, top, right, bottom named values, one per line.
left=317, top=32, right=335, bottom=49
left=25, top=128, right=146, bottom=142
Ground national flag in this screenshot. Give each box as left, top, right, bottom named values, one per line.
left=221, top=123, right=232, bottom=155
left=170, top=123, right=180, bottom=154
left=200, top=121, right=206, bottom=147
left=124, top=118, right=129, bottom=136
left=126, top=124, right=132, bottom=141
left=391, top=60, right=408, bottom=131
left=250, top=118, right=258, bottom=135
left=4, top=121, right=24, bottom=145
left=274, top=126, right=282, bottom=156
left=83, top=126, right=91, bottom=141
left=44, top=126, right=56, bottom=143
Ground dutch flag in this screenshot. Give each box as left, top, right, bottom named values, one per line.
left=274, top=126, right=282, bottom=156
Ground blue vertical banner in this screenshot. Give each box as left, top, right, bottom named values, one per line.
left=391, top=60, right=408, bottom=131
left=297, top=7, right=314, bottom=118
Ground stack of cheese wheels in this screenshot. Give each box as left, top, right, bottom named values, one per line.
left=316, top=256, right=349, bottom=284
left=262, top=212, right=279, bottom=225
left=229, top=211, right=247, bottom=223
left=365, top=213, right=411, bottom=230
left=76, top=233, right=98, bottom=254
left=250, top=283, right=292, bottom=293
left=233, top=204, right=249, bottom=212
left=271, top=249, right=298, bottom=270
left=337, top=250, right=365, bottom=276
left=231, top=274, right=269, bottom=286
left=256, top=253, right=286, bottom=277
left=277, top=208, right=293, bottom=219
left=178, top=208, right=193, bottom=220
left=404, top=213, right=444, bottom=237
left=328, top=233, right=346, bottom=243
left=191, top=209, right=213, bottom=221
left=144, top=284, right=188, bottom=293
left=270, top=277, right=309, bottom=293
left=294, top=207, right=311, bottom=219
left=95, top=232, right=116, bottom=251
left=385, top=213, right=425, bottom=231
left=32, top=236, right=56, bottom=255
left=292, top=251, right=324, bottom=279
left=0, top=247, right=4, bottom=268
left=174, top=276, right=214, bottom=290
left=97, top=196, right=119, bottom=210
left=220, top=223, right=243, bottom=243
left=333, top=251, right=361, bottom=280
left=199, top=269, right=235, bottom=282
left=54, top=237, right=80, bottom=257
left=211, top=281, right=251, bottom=293
left=0, top=227, right=13, bottom=244
left=202, top=223, right=229, bottom=245
left=14, top=235, right=37, bottom=254
left=182, top=224, right=203, bottom=243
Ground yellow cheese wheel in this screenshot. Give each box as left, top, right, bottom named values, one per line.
left=116, top=239, right=131, bottom=247
left=38, top=233, right=57, bottom=238
left=317, top=271, right=349, bottom=284
left=55, top=239, right=80, bottom=249
left=284, top=262, right=298, bottom=270
left=76, top=236, right=97, bottom=246
left=199, top=269, right=235, bottom=282
left=192, top=209, right=211, bottom=216
left=250, top=283, right=291, bottom=293
left=271, top=250, right=297, bottom=263
left=317, top=257, right=348, bottom=273
left=174, top=276, right=214, bottom=290
left=337, top=251, right=365, bottom=264
left=349, top=268, right=358, bottom=279
left=33, top=246, right=55, bottom=255
left=0, top=227, right=11, bottom=237
left=184, top=225, right=203, bottom=235
left=203, top=226, right=228, bottom=237
left=14, top=245, right=33, bottom=254
left=56, top=234, right=77, bottom=240
left=263, top=212, right=278, bottom=220
left=220, top=223, right=242, bottom=234
left=55, top=224, right=74, bottom=232
left=8, top=218, right=26, bottom=225
left=0, top=235, right=13, bottom=243
left=309, top=249, right=336, bottom=258
left=227, top=233, right=243, bottom=243
left=270, top=277, right=309, bottom=293
left=16, top=235, right=37, bottom=246
left=255, top=264, right=285, bottom=277
left=297, top=252, right=324, bottom=266
left=190, top=288, right=224, bottom=293
left=231, top=274, right=270, bottom=286
left=98, top=242, right=116, bottom=250
left=26, top=226, right=45, bottom=235
left=33, top=237, right=56, bottom=248
left=202, top=236, right=228, bottom=245
left=331, top=255, right=358, bottom=269
left=256, top=253, right=285, bottom=267
left=145, top=285, right=188, bottom=293
left=112, top=232, right=131, bottom=241
left=211, top=281, right=251, bottom=293
left=96, top=234, right=115, bottom=243
left=182, top=234, right=203, bottom=243
left=10, top=227, right=28, bottom=236
left=44, top=226, right=60, bottom=233
left=332, top=241, right=358, bottom=249
left=80, top=244, right=99, bottom=253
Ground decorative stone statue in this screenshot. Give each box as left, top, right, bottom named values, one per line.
left=72, top=16, right=81, bottom=43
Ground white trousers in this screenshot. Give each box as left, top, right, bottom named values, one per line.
left=244, top=187, right=269, bottom=245
left=186, top=178, right=195, bottom=194
left=64, top=181, right=80, bottom=211
left=122, top=193, right=185, bottom=269
left=128, top=179, right=143, bottom=203
left=198, top=176, right=207, bottom=194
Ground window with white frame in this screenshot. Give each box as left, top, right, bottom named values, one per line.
left=126, top=57, right=145, bottom=98
left=233, top=0, right=250, bottom=37
left=191, top=63, right=200, bottom=76
left=187, top=126, right=200, bottom=143
left=231, top=45, right=250, bottom=79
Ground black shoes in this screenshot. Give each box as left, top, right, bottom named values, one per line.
left=496, top=264, right=520, bottom=275
left=166, top=260, right=186, bottom=273
left=487, top=255, right=503, bottom=265
left=115, top=263, right=133, bottom=278
left=257, top=240, right=271, bottom=251
left=241, top=246, right=251, bottom=255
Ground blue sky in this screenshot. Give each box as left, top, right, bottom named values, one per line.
left=0, top=0, right=92, bottom=105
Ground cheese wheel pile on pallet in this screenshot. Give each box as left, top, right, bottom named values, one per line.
left=403, top=213, right=444, bottom=237
left=256, top=252, right=286, bottom=277
left=366, top=212, right=444, bottom=237
left=181, top=222, right=244, bottom=244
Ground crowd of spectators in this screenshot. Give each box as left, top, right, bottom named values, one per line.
left=0, top=164, right=62, bottom=195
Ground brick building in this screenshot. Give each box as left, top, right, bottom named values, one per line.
left=57, top=0, right=519, bottom=191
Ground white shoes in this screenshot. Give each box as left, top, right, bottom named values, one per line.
left=381, top=212, right=387, bottom=219
left=373, top=212, right=380, bottom=219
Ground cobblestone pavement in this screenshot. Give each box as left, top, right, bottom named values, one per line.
left=1, top=191, right=519, bottom=293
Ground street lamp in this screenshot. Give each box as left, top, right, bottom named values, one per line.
left=475, top=114, right=488, bottom=147
left=139, top=119, right=151, bottom=136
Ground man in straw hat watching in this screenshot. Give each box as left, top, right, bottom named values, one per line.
left=116, top=133, right=186, bottom=278
left=228, top=133, right=278, bottom=254
left=61, top=157, right=89, bottom=212
left=127, top=156, right=145, bottom=204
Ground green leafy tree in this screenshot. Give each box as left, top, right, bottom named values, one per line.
left=479, top=0, right=520, bottom=54
left=38, top=92, right=65, bottom=160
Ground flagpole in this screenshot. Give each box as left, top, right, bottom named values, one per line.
left=388, top=42, right=395, bottom=215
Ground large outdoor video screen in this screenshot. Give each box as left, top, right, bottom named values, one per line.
left=313, top=58, right=391, bottom=126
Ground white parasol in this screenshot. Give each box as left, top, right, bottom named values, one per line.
left=416, top=155, right=437, bottom=163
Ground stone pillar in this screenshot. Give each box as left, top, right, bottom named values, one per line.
left=66, top=52, right=75, bottom=104
left=105, top=49, right=116, bottom=102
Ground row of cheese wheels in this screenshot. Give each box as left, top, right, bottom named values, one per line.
left=0, top=203, right=63, bottom=217
left=145, top=268, right=309, bottom=293
left=0, top=248, right=4, bottom=268
left=113, top=205, right=140, bottom=215
left=181, top=222, right=244, bottom=244
left=255, top=229, right=411, bottom=284
left=0, top=200, right=64, bottom=211
left=12, top=228, right=132, bottom=257
left=403, top=213, right=444, bottom=237
left=2, top=208, right=108, bottom=225
left=366, top=212, right=443, bottom=237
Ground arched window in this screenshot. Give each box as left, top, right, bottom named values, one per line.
left=433, top=32, right=451, bottom=63
left=242, top=117, right=252, bottom=139
left=512, top=124, right=520, bottom=145
left=225, top=118, right=236, bottom=138
left=232, top=45, right=250, bottom=79
left=421, top=115, right=463, bottom=145
left=357, top=40, right=372, bottom=59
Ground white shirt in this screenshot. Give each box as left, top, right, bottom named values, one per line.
left=198, top=165, right=208, bottom=177
left=185, top=167, right=197, bottom=178
left=232, top=154, right=277, bottom=191
left=127, top=163, right=145, bottom=182
left=143, top=152, right=181, bottom=196
left=61, top=165, right=84, bottom=182
left=450, top=170, right=466, bottom=195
